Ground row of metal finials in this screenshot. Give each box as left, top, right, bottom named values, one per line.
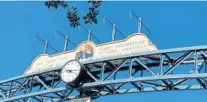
left=34, top=11, right=150, bottom=54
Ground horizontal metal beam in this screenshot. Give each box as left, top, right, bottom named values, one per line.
left=2, top=87, right=67, bottom=102
left=2, top=73, right=207, bottom=101
left=82, top=73, right=207, bottom=88
left=99, top=85, right=203, bottom=95
left=3, top=84, right=203, bottom=102
left=84, top=45, right=207, bottom=64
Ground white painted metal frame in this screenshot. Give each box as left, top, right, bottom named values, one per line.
left=0, top=45, right=207, bottom=102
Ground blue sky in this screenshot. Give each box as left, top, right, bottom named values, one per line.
left=0, top=1, right=207, bottom=102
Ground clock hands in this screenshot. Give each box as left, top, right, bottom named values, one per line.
left=61, top=60, right=82, bottom=84
left=66, top=69, right=78, bottom=72
left=65, top=70, right=78, bottom=75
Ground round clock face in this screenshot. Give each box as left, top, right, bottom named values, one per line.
left=61, top=60, right=82, bottom=83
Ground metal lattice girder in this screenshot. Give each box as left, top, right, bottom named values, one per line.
left=2, top=74, right=207, bottom=101
left=1, top=45, right=207, bottom=101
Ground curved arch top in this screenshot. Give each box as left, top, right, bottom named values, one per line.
left=24, top=33, right=158, bottom=74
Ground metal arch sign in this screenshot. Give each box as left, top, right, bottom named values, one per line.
left=24, top=33, right=158, bottom=74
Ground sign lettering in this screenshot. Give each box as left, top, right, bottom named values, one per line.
left=24, top=33, right=157, bottom=74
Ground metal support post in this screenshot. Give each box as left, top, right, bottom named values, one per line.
left=160, top=54, right=163, bottom=76
left=129, top=58, right=133, bottom=78
left=194, top=50, right=198, bottom=73
left=101, top=62, right=105, bottom=81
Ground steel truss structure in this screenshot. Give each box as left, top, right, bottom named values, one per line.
left=1, top=45, right=207, bottom=102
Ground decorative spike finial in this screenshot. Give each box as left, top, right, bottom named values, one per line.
left=88, top=30, right=92, bottom=41
left=44, top=41, right=48, bottom=53
left=34, top=36, right=55, bottom=54
left=55, top=30, right=77, bottom=51
left=112, top=24, right=116, bottom=41
left=129, top=11, right=132, bottom=19
left=138, top=18, right=142, bottom=34
left=103, top=17, right=125, bottom=41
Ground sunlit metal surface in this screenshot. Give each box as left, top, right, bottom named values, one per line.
left=1, top=45, right=207, bottom=101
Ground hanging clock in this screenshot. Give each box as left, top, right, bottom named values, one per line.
left=60, top=60, right=84, bottom=87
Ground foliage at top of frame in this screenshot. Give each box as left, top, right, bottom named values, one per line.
left=45, top=0, right=102, bottom=28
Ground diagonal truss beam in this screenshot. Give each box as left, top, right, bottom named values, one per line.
left=135, top=58, right=157, bottom=76
left=164, top=51, right=193, bottom=75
